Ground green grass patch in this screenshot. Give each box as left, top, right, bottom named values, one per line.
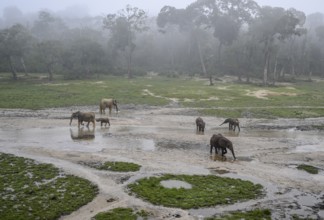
left=206, top=209, right=271, bottom=220
left=297, top=164, right=319, bottom=174
left=127, top=174, right=263, bottom=209
left=92, top=207, right=151, bottom=220
left=1, top=75, right=324, bottom=118
left=83, top=161, right=141, bottom=172
left=0, top=153, right=98, bottom=220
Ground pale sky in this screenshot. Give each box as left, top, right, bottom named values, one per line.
left=0, top=0, right=323, bottom=17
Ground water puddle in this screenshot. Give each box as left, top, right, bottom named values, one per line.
left=0, top=126, right=156, bottom=153
left=160, top=180, right=192, bottom=189
left=295, top=144, right=324, bottom=153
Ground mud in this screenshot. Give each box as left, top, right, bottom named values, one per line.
left=0, top=106, right=324, bottom=220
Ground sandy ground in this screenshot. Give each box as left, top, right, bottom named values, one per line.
left=0, top=106, right=324, bottom=220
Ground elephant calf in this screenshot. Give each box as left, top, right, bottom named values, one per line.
left=210, top=133, right=236, bottom=160
left=220, top=118, right=240, bottom=131
left=196, top=117, right=205, bottom=132
left=99, top=98, right=118, bottom=115
left=96, top=118, right=110, bottom=127
left=70, top=111, right=96, bottom=128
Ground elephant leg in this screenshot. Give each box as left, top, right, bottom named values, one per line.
left=210, top=145, right=214, bottom=154
left=222, top=148, right=227, bottom=156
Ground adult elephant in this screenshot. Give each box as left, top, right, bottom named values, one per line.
left=70, top=111, right=96, bottom=128
left=220, top=118, right=240, bottom=131
left=99, top=98, right=118, bottom=115
left=210, top=134, right=236, bottom=160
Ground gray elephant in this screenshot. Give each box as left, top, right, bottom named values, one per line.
left=70, top=111, right=96, bottom=128
left=99, top=98, right=118, bottom=115
left=196, top=117, right=205, bottom=132
left=210, top=134, right=236, bottom=160
left=220, top=118, right=240, bottom=131
left=96, top=118, right=110, bottom=127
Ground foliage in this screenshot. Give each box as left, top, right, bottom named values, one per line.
left=128, top=174, right=263, bottom=209
left=297, top=164, right=319, bottom=174
left=0, top=153, right=98, bottom=220
left=206, top=209, right=272, bottom=220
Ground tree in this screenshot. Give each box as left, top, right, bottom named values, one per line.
left=157, top=3, right=213, bottom=83
left=103, top=5, right=148, bottom=78
left=0, top=24, right=32, bottom=80
left=250, top=6, right=305, bottom=85
left=34, top=40, right=63, bottom=81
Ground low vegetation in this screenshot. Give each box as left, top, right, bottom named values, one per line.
left=297, top=164, right=319, bottom=174
left=92, top=207, right=150, bottom=220
left=127, top=174, right=263, bottom=209
left=81, top=161, right=141, bottom=172
left=1, top=75, right=324, bottom=118
left=206, top=209, right=272, bottom=220
left=0, top=153, right=98, bottom=220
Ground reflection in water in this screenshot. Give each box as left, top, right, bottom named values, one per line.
left=70, top=127, right=95, bottom=140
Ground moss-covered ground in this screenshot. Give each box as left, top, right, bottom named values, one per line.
left=297, top=164, right=319, bottom=174
left=127, top=174, right=263, bottom=209
left=205, top=209, right=271, bottom=220
left=92, top=207, right=150, bottom=220
left=81, top=161, right=141, bottom=172
left=0, top=153, right=98, bottom=220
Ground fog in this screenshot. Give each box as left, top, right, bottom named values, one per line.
left=1, top=0, right=324, bottom=83
left=0, top=0, right=323, bottom=17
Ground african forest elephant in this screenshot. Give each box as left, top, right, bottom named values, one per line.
left=96, top=118, right=110, bottom=127
left=220, top=118, right=240, bottom=131
left=99, top=98, right=118, bottom=115
left=70, top=111, right=96, bottom=128
left=196, top=117, right=205, bottom=133
left=210, top=134, right=236, bottom=160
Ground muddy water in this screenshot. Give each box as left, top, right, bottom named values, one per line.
left=0, top=107, right=324, bottom=220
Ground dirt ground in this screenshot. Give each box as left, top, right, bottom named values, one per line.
left=0, top=105, right=324, bottom=220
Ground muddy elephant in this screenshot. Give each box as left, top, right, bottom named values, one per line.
left=220, top=118, right=240, bottom=131
left=96, top=118, right=110, bottom=127
left=70, top=111, right=96, bottom=128
left=210, top=134, right=236, bottom=160
left=195, top=117, right=205, bottom=132
left=99, top=98, right=118, bottom=115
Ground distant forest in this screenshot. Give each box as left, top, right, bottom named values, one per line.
left=0, top=0, right=324, bottom=85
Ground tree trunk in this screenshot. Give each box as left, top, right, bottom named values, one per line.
left=47, top=64, right=53, bottom=81
left=20, top=57, right=28, bottom=76
left=127, top=48, right=132, bottom=79
left=272, top=57, right=278, bottom=85
left=197, top=39, right=207, bottom=77
left=9, top=56, right=18, bottom=80
left=263, top=53, right=269, bottom=86
left=263, top=39, right=271, bottom=86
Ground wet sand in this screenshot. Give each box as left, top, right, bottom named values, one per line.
left=0, top=106, right=323, bottom=220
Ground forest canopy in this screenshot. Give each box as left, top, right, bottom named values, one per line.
left=0, top=0, right=323, bottom=85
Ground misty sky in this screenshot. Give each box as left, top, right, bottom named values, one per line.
left=0, top=0, right=323, bottom=17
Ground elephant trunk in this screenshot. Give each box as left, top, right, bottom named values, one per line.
left=219, top=122, right=225, bottom=126
left=69, top=116, right=73, bottom=126
left=230, top=148, right=236, bottom=160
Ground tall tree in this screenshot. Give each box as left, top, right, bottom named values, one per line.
left=250, top=6, right=305, bottom=85
left=0, top=24, right=32, bottom=80
left=103, top=5, right=148, bottom=78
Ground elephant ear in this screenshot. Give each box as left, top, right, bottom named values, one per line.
left=218, top=137, right=228, bottom=147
